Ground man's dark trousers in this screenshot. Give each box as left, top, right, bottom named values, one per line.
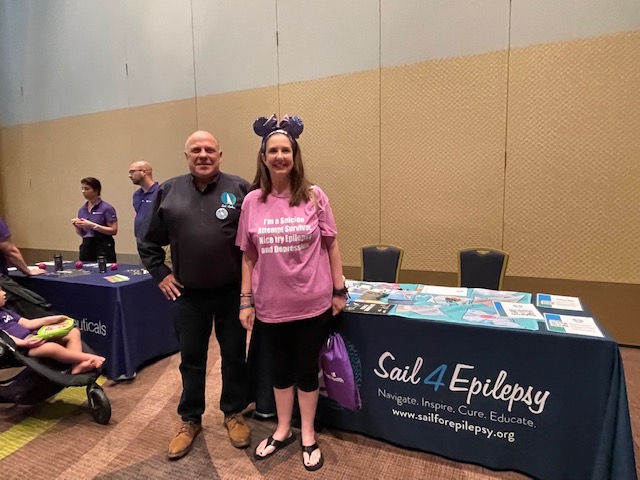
left=172, top=284, right=248, bottom=422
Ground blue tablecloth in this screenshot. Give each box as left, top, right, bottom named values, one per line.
left=13, top=263, right=178, bottom=380
left=317, top=290, right=637, bottom=480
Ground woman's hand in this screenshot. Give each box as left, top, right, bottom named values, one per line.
left=332, top=295, right=347, bottom=316
left=73, top=218, right=94, bottom=229
left=239, top=307, right=255, bottom=331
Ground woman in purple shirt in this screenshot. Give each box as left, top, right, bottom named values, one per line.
left=71, top=177, right=118, bottom=262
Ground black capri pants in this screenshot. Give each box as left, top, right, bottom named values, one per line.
left=259, top=308, right=332, bottom=392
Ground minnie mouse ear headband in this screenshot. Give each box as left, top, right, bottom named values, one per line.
left=253, top=114, right=304, bottom=153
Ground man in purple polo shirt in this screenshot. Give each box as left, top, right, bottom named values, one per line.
left=129, top=161, right=159, bottom=239
left=0, top=217, right=46, bottom=276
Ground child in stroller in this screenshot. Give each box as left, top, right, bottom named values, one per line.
left=0, top=287, right=105, bottom=374
left=0, top=285, right=111, bottom=424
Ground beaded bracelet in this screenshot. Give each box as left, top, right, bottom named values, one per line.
left=239, top=304, right=254, bottom=311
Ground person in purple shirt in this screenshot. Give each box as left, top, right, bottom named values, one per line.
left=0, top=217, right=46, bottom=276
left=71, top=177, right=118, bottom=262
left=128, top=161, right=159, bottom=239
left=0, top=287, right=105, bottom=374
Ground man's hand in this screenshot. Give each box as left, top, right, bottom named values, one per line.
left=28, top=266, right=46, bottom=276
left=158, top=273, right=183, bottom=301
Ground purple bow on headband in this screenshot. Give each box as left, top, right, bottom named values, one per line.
left=253, top=114, right=304, bottom=139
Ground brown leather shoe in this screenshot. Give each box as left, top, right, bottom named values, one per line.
left=224, top=413, right=251, bottom=448
left=167, top=421, right=202, bottom=460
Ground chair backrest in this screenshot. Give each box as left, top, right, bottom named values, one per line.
left=361, top=245, right=404, bottom=283
left=458, top=248, right=509, bottom=290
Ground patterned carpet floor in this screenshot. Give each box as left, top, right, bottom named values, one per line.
left=1, top=339, right=638, bottom=480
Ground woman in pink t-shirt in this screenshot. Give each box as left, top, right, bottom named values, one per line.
left=237, top=115, right=347, bottom=472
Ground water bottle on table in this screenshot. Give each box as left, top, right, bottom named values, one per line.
left=54, top=253, right=63, bottom=271
left=98, top=255, right=107, bottom=273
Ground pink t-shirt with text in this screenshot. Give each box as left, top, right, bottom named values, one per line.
left=236, top=186, right=337, bottom=323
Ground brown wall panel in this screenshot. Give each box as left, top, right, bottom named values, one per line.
left=196, top=87, right=280, bottom=184
left=0, top=99, right=197, bottom=253
left=279, top=72, right=382, bottom=267
left=381, top=51, right=509, bottom=272
left=505, top=32, right=640, bottom=283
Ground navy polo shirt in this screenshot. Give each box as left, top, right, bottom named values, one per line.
left=133, top=182, right=159, bottom=238
left=77, top=199, right=118, bottom=238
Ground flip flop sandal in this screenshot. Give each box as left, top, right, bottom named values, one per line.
left=302, top=443, right=324, bottom=472
left=253, top=432, right=297, bottom=460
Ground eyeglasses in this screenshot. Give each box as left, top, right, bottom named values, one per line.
left=128, top=169, right=145, bottom=175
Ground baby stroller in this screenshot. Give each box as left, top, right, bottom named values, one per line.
left=0, top=331, right=111, bottom=424
left=0, top=275, right=111, bottom=424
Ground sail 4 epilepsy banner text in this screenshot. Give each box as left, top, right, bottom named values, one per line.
left=372, top=350, right=551, bottom=443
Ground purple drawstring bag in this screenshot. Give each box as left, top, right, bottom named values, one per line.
left=319, top=333, right=362, bottom=411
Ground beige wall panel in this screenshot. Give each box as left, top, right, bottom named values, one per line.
left=118, top=99, right=197, bottom=253
left=0, top=110, right=131, bottom=251
left=279, top=72, right=381, bottom=267
left=0, top=98, right=197, bottom=255
left=381, top=51, right=509, bottom=272
left=505, top=32, right=640, bottom=283
left=127, top=99, right=198, bottom=182
left=195, top=87, right=280, bottom=183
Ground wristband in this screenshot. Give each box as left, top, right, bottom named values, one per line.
left=239, top=293, right=252, bottom=298
left=333, top=286, right=349, bottom=298
left=239, top=304, right=254, bottom=311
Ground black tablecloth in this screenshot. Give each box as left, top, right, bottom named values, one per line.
left=315, top=306, right=636, bottom=480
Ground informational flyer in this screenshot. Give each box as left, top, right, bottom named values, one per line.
left=544, top=313, right=603, bottom=337
left=422, top=285, right=468, bottom=296
left=493, top=301, right=544, bottom=320
left=536, top=294, right=583, bottom=311
left=462, top=308, right=526, bottom=329
left=104, top=274, right=130, bottom=283
left=344, top=301, right=394, bottom=315
left=394, top=305, right=445, bottom=316
left=428, top=295, right=472, bottom=305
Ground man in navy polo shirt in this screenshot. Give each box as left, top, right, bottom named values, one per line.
left=129, top=161, right=159, bottom=239
left=0, top=217, right=45, bottom=276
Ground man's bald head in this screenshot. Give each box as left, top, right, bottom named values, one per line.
left=184, top=131, right=223, bottom=185
left=130, top=160, right=152, bottom=173
left=128, top=160, right=154, bottom=187
left=184, top=131, right=220, bottom=152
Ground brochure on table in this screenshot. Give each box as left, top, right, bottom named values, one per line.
left=345, top=281, right=538, bottom=331
left=544, top=313, right=603, bottom=337
left=346, top=281, right=602, bottom=336
left=536, top=294, right=583, bottom=311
